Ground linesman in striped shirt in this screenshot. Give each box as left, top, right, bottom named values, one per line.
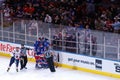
left=44, top=47, right=56, bottom=72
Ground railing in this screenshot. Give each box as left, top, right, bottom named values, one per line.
left=0, top=12, right=120, bottom=61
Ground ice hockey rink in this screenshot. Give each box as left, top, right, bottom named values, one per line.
left=0, top=57, right=119, bottom=80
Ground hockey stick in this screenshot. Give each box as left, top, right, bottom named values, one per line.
left=56, top=52, right=60, bottom=68
left=53, top=51, right=59, bottom=68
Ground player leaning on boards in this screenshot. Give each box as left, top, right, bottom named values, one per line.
left=7, top=47, right=21, bottom=72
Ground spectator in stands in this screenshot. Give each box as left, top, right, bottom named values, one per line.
left=86, top=1, right=95, bottom=18
left=40, top=11, right=45, bottom=21
left=15, top=6, right=23, bottom=18
left=78, top=21, right=84, bottom=30
left=23, top=4, right=29, bottom=19
left=94, top=18, right=103, bottom=30
left=111, top=17, right=120, bottom=33
left=84, top=24, right=91, bottom=55
left=104, top=18, right=114, bottom=32
left=9, top=7, right=15, bottom=19
left=3, top=4, right=11, bottom=20
left=33, top=0, right=41, bottom=13
left=53, top=15, right=61, bottom=24
left=28, top=3, right=35, bottom=19
left=44, top=14, right=52, bottom=23
left=92, top=36, right=97, bottom=56
left=28, top=20, right=38, bottom=35
left=2, top=0, right=120, bottom=34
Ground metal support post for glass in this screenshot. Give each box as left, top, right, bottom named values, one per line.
left=49, top=28, right=51, bottom=49
left=118, top=39, right=120, bottom=61
left=25, top=24, right=27, bottom=44
left=8, top=30, right=10, bottom=41
left=90, top=34, right=92, bottom=56
left=13, top=22, right=15, bottom=42
left=103, top=36, right=106, bottom=58
left=21, top=20, right=24, bottom=30
left=1, top=12, right=3, bottom=40
left=76, top=31, right=78, bottom=54
left=62, top=29, right=65, bottom=51
left=36, top=23, right=39, bottom=40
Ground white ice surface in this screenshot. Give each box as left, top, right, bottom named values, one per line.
left=0, top=57, right=119, bottom=80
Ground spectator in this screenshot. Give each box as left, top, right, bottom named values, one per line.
left=92, top=36, right=97, bottom=56
left=53, top=15, right=61, bottom=24
left=3, top=4, right=11, bottom=20
left=84, top=24, right=91, bottom=55
left=23, top=4, right=29, bottom=19
left=104, top=18, right=113, bottom=32
left=1, top=0, right=120, bottom=34
left=28, top=4, right=35, bottom=19
left=15, top=6, right=23, bottom=18
left=111, top=18, right=120, bottom=33
left=94, top=18, right=103, bottom=30
left=28, top=20, right=38, bottom=35
left=44, top=14, right=52, bottom=23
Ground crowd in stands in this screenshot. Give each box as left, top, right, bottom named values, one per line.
left=0, top=0, right=119, bottom=58
left=1, top=0, right=120, bottom=33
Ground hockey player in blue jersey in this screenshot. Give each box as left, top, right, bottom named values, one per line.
left=41, top=57, right=48, bottom=68
left=34, top=37, right=41, bottom=54
left=36, top=43, right=44, bottom=55
left=7, top=47, right=21, bottom=72
left=34, top=37, right=50, bottom=69
left=43, top=38, right=50, bottom=50
left=35, top=56, right=48, bottom=69
left=35, top=43, right=45, bottom=69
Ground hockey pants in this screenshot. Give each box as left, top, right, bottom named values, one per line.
left=9, top=57, right=19, bottom=67
left=20, top=56, right=28, bottom=69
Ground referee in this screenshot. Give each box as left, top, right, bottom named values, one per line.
left=44, top=47, right=56, bottom=72
left=20, top=44, right=29, bottom=70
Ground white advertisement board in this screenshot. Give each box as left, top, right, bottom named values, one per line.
left=102, top=60, right=120, bottom=75
left=60, top=52, right=95, bottom=69
left=0, top=41, right=120, bottom=75
left=0, top=41, right=34, bottom=58
left=56, top=51, right=120, bottom=75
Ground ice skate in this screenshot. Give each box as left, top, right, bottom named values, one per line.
left=24, top=67, right=27, bottom=69
left=16, top=69, right=18, bottom=72
left=7, top=68, right=10, bottom=72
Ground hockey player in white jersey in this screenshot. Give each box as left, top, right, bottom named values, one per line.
left=7, top=47, right=21, bottom=72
